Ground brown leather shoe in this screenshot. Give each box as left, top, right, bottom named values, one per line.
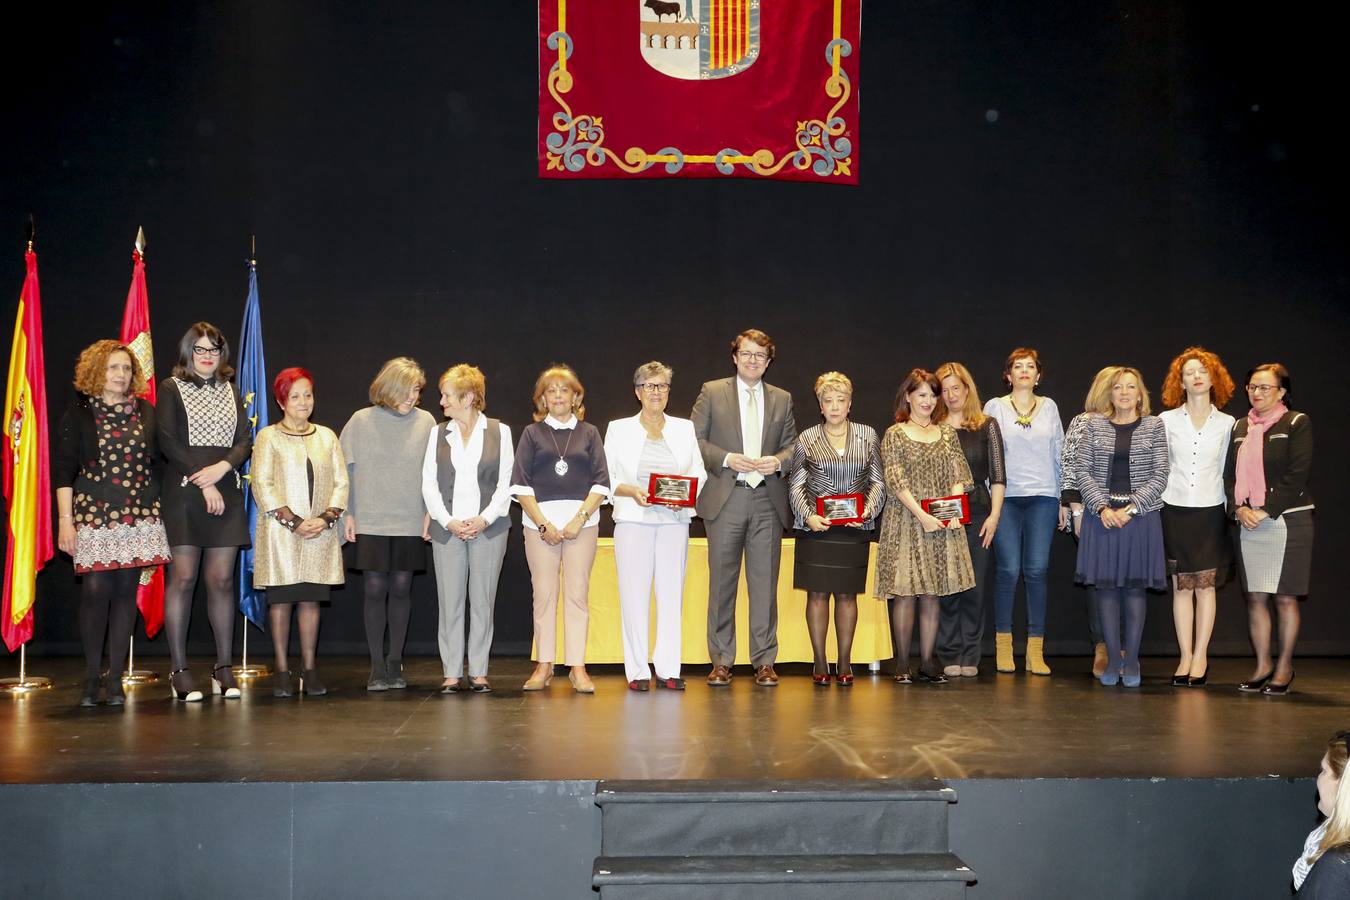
left=754, top=665, right=779, bottom=687
left=706, top=665, right=732, bottom=686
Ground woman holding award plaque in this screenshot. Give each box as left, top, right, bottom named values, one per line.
left=788, top=372, right=884, bottom=686
left=1067, top=366, right=1169, bottom=688
left=875, top=369, right=975, bottom=685
left=512, top=365, right=610, bottom=694
left=605, top=361, right=706, bottom=691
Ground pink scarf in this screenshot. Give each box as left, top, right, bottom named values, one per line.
left=1234, top=402, right=1288, bottom=508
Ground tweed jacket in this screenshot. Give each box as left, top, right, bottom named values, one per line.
left=1065, top=414, right=1169, bottom=515
left=1223, top=410, right=1314, bottom=518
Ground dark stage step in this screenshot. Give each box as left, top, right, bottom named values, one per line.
left=597, top=778, right=958, bottom=855
left=593, top=780, right=975, bottom=897
left=591, top=853, right=974, bottom=899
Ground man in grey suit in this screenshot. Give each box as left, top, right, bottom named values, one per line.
left=691, top=329, right=797, bottom=686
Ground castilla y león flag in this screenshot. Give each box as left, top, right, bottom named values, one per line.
left=539, top=0, right=862, bottom=183
left=2, top=250, right=53, bottom=651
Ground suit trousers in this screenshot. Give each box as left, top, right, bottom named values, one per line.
left=523, top=525, right=598, bottom=666
left=431, top=528, right=509, bottom=679
left=613, top=521, right=689, bottom=682
left=704, top=484, right=782, bottom=668
left=938, top=505, right=994, bottom=667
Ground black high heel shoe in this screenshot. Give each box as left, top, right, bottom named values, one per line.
left=1238, top=670, right=1274, bottom=693
left=104, top=672, right=125, bottom=706
left=212, top=664, right=241, bottom=699
left=169, top=668, right=204, bottom=702
left=300, top=669, right=326, bottom=696
left=272, top=671, right=293, bottom=698
left=1262, top=670, right=1295, bottom=695
left=79, top=677, right=102, bottom=708
left=1170, top=674, right=1190, bottom=686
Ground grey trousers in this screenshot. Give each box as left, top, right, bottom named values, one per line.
left=704, top=485, right=782, bottom=668
left=431, top=528, right=509, bottom=678
left=938, top=506, right=994, bottom=668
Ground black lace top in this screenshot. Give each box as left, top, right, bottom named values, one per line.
left=955, top=417, right=1006, bottom=508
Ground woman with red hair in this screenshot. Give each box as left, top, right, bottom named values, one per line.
left=250, top=367, right=348, bottom=697
left=1158, top=347, right=1236, bottom=686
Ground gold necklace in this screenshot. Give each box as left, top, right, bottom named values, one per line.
left=1009, top=395, right=1037, bottom=429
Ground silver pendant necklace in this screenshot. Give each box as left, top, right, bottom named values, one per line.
left=547, top=424, right=576, bottom=476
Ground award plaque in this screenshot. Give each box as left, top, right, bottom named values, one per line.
left=921, top=494, right=971, bottom=525
left=647, top=473, right=698, bottom=508
left=816, top=493, right=865, bottom=525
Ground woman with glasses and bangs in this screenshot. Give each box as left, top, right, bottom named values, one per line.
left=157, top=321, right=253, bottom=702
left=605, top=361, right=706, bottom=691
left=1224, top=362, right=1313, bottom=696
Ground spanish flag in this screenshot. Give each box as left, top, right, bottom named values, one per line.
left=2, top=249, right=53, bottom=651
left=120, top=243, right=163, bottom=638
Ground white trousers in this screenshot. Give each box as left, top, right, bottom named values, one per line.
left=613, top=521, right=689, bottom=682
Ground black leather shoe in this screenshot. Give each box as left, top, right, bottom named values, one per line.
left=1262, top=671, right=1295, bottom=695
left=104, top=673, right=125, bottom=706
left=79, top=677, right=101, bottom=708
left=1170, top=674, right=1189, bottom=686
left=300, top=669, right=326, bottom=696
left=917, top=668, right=949, bottom=685
left=1238, top=670, right=1274, bottom=693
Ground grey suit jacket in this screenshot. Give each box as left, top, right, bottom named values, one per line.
left=691, top=376, right=797, bottom=527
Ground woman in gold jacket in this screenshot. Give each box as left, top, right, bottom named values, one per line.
left=251, top=366, right=348, bottom=697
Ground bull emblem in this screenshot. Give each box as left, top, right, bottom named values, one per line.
left=640, top=0, right=760, bottom=81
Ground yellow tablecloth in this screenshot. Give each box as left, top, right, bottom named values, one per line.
left=537, top=537, right=894, bottom=665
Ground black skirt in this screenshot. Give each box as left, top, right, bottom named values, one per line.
left=793, top=527, right=872, bottom=594
left=345, top=534, right=428, bottom=573
left=160, top=472, right=250, bottom=549
left=1161, top=503, right=1231, bottom=577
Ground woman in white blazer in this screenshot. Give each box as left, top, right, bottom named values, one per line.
left=605, top=361, right=707, bottom=691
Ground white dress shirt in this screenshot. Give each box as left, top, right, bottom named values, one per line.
left=420, top=414, right=514, bottom=528
left=1159, top=405, right=1234, bottom=508
left=724, top=376, right=774, bottom=479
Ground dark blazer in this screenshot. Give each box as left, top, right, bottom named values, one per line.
left=53, top=394, right=159, bottom=490
left=690, top=376, right=797, bottom=527
left=1223, top=411, right=1313, bottom=518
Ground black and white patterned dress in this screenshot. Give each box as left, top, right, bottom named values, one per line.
left=155, top=375, right=253, bottom=548
left=59, top=397, right=172, bottom=574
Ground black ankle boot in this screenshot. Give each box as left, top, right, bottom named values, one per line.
left=104, top=673, right=125, bottom=706
left=386, top=659, right=406, bottom=690
left=367, top=661, right=389, bottom=692
left=79, top=677, right=101, bottom=707
left=300, top=669, right=326, bottom=696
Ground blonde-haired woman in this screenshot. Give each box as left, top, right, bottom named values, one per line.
left=339, top=357, right=435, bottom=691
left=789, top=372, right=884, bottom=685
left=54, top=340, right=171, bottom=706
left=1295, top=730, right=1350, bottom=895
left=511, top=365, right=610, bottom=693
left=934, top=362, right=1003, bottom=677
left=605, top=361, right=706, bottom=691
left=1158, top=347, right=1236, bottom=686
left=1067, top=367, right=1169, bottom=688
left=421, top=364, right=514, bottom=693
left=1060, top=367, right=1118, bottom=677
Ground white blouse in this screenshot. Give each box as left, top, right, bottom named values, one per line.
left=1158, top=405, right=1235, bottom=508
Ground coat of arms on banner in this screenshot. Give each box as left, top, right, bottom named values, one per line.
left=539, top=0, right=862, bottom=183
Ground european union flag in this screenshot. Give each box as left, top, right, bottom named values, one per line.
left=236, top=259, right=269, bottom=628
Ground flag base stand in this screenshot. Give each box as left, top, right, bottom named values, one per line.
left=231, top=625, right=270, bottom=679
left=121, top=636, right=160, bottom=685
left=0, top=646, right=53, bottom=693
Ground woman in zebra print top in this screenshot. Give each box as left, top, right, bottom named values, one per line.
left=788, top=372, right=885, bottom=686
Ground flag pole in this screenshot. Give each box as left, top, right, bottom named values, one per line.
left=233, top=234, right=269, bottom=680
left=0, top=220, right=52, bottom=693
left=116, top=227, right=161, bottom=687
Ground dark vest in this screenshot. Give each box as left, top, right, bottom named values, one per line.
left=427, top=417, right=510, bottom=544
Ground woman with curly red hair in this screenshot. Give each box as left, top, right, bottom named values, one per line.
left=1157, top=347, right=1236, bottom=686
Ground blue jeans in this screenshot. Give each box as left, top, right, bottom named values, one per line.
left=991, top=495, right=1058, bottom=637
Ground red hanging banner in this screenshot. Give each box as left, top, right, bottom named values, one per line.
left=539, top=0, right=862, bottom=183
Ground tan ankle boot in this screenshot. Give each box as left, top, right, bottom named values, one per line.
left=1026, top=636, right=1051, bottom=676
left=995, top=632, right=1015, bottom=673
left=1092, top=642, right=1109, bottom=677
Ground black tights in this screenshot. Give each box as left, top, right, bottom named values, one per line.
left=163, top=545, right=239, bottom=672
left=362, top=570, right=413, bottom=666
left=889, top=595, right=940, bottom=675
left=1097, top=587, right=1147, bottom=678
left=80, top=568, right=141, bottom=679
left=805, top=592, right=858, bottom=675
left=270, top=602, right=321, bottom=672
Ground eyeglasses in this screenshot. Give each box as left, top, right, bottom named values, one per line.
left=192, top=345, right=223, bottom=357
left=1246, top=383, right=1279, bottom=394
left=638, top=383, right=671, bottom=394
left=736, top=351, right=769, bottom=363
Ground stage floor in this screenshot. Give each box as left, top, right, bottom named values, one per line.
left=2, top=656, right=1346, bottom=784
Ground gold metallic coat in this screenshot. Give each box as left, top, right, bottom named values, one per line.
left=250, top=424, right=348, bottom=587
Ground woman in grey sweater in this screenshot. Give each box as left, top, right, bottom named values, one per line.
left=339, top=358, right=436, bottom=690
